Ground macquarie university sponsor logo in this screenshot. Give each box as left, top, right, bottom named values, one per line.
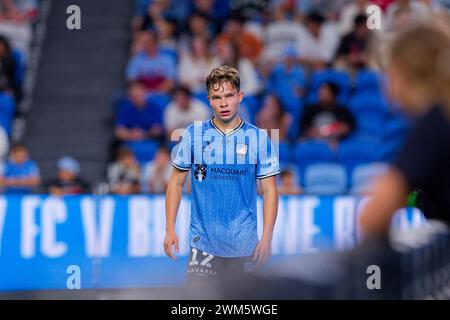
left=171, top=121, right=279, bottom=166
left=194, top=164, right=207, bottom=182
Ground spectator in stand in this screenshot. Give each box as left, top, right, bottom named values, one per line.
left=178, top=11, right=213, bottom=54
left=108, top=148, right=141, bottom=195
left=178, top=35, right=218, bottom=96
left=335, top=14, right=371, bottom=72
left=141, top=145, right=172, bottom=194
left=262, top=4, right=303, bottom=66
left=256, top=94, right=292, bottom=141
left=299, top=82, right=356, bottom=149
left=266, top=44, right=306, bottom=112
left=338, top=0, right=372, bottom=36
left=0, top=0, right=38, bottom=59
left=46, top=157, right=91, bottom=196
left=212, top=41, right=262, bottom=97
left=278, top=169, right=302, bottom=195
left=0, top=143, right=40, bottom=194
left=115, top=80, right=165, bottom=143
left=215, top=12, right=263, bottom=65
left=296, top=11, right=340, bottom=70
left=126, top=30, right=176, bottom=94
left=191, top=0, right=227, bottom=36
left=163, top=85, right=210, bottom=138
left=0, top=35, right=21, bottom=101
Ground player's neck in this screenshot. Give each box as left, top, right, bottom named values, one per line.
left=212, top=115, right=242, bottom=134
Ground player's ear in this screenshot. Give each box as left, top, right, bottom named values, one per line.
left=238, top=90, right=244, bottom=103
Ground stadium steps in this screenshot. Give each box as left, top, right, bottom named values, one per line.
left=24, top=0, right=132, bottom=187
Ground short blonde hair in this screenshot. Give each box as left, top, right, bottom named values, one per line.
left=205, top=65, right=240, bottom=94
left=389, top=15, right=450, bottom=112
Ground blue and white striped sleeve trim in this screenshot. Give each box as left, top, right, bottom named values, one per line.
left=172, top=163, right=191, bottom=171
left=257, top=170, right=281, bottom=179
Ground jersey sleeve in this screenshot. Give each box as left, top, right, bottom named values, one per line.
left=171, top=125, right=193, bottom=171
left=256, top=129, right=280, bottom=179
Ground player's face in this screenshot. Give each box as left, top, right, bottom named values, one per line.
left=208, top=81, right=243, bottom=123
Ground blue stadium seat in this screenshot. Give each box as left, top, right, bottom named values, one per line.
left=307, top=69, right=351, bottom=105
left=303, top=162, right=347, bottom=195
left=294, top=140, right=334, bottom=169
left=350, top=162, right=389, bottom=194
left=348, top=92, right=388, bottom=139
left=354, top=69, right=385, bottom=93
left=125, top=139, right=160, bottom=164
left=147, top=93, right=171, bottom=111
left=278, top=141, right=293, bottom=164
left=0, top=92, right=15, bottom=136
left=337, top=137, right=381, bottom=181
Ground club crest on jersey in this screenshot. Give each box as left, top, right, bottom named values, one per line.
left=194, top=164, right=207, bottom=182
left=235, top=144, right=248, bottom=157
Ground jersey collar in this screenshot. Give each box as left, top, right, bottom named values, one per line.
left=210, top=117, right=244, bottom=137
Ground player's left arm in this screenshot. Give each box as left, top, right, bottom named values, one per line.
left=253, top=175, right=278, bottom=266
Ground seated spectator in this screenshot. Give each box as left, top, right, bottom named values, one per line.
left=335, top=14, right=371, bottom=73
left=126, top=30, right=175, bottom=93
left=46, top=157, right=90, bottom=196
left=256, top=94, right=292, bottom=141
left=0, top=35, right=21, bottom=101
left=278, top=169, right=302, bottom=195
left=267, top=45, right=306, bottom=111
left=0, top=0, right=38, bottom=59
left=0, top=143, right=40, bottom=194
left=141, top=146, right=172, bottom=194
left=212, top=41, right=262, bottom=97
left=178, top=35, right=217, bottom=95
left=296, top=11, right=339, bottom=70
left=299, top=82, right=356, bottom=148
left=262, top=5, right=303, bottom=66
left=163, top=85, right=210, bottom=138
left=115, top=80, right=164, bottom=143
left=337, top=0, right=372, bottom=36
left=108, top=148, right=140, bottom=195
left=215, top=12, right=263, bottom=65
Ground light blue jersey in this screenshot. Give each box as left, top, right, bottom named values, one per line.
left=172, top=118, right=280, bottom=257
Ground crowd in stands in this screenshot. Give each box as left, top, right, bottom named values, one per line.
left=1, top=0, right=449, bottom=196
left=109, top=0, right=450, bottom=197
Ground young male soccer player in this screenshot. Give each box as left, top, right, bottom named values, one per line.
left=164, top=65, right=280, bottom=285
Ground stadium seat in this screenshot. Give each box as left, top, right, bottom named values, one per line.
left=354, top=69, right=385, bottom=93
left=350, top=162, right=389, bottom=194
left=278, top=141, right=293, bottom=164
left=307, top=69, right=351, bottom=105
left=125, top=139, right=160, bottom=164
left=294, top=140, right=334, bottom=169
left=337, top=137, right=382, bottom=182
left=303, top=162, right=347, bottom=195
left=0, top=92, right=15, bottom=136
left=348, top=92, right=388, bottom=139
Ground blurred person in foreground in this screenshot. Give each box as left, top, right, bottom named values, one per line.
left=164, top=66, right=280, bottom=286
left=0, top=143, right=40, bottom=194
left=360, top=18, right=450, bottom=236
left=46, top=156, right=90, bottom=196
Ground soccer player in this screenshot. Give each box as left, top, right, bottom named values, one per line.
left=164, top=65, right=280, bottom=285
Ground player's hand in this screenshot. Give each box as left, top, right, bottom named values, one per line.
left=253, top=239, right=272, bottom=266
left=163, top=230, right=179, bottom=260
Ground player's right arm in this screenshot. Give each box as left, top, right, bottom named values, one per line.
left=164, top=167, right=189, bottom=260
